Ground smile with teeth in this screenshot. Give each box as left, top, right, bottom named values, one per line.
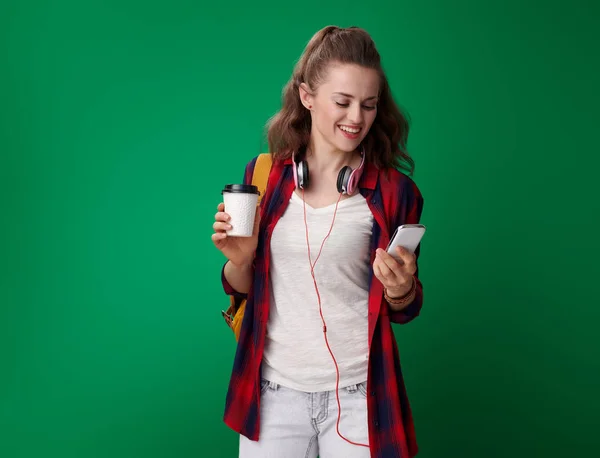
left=339, top=125, right=361, bottom=134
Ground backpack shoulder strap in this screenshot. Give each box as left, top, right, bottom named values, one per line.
left=251, top=153, right=273, bottom=204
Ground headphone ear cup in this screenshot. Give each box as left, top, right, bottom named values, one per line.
left=297, top=160, right=309, bottom=189
left=337, top=166, right=352, bottom=194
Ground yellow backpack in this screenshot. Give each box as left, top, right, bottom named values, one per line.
left=221, top=153, right=273, bottom=341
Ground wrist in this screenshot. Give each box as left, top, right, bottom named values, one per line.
left=384, top=277, right=417, bottom=310
left=385, top=282, right=412, bottom=299
left=229, top=258, right=254, bottom=271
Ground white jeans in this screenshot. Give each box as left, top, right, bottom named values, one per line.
left=239, top=379, right=370, bottom=458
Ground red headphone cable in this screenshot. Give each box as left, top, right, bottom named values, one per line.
left=301, top=188, right=369, bottom=449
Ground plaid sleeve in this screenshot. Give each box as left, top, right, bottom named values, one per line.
left=220, top=156, right=259, bottom=298
left=389, top=179, right=425, bottom=324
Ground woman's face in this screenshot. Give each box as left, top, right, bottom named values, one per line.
left=300, top=63, right=380, bottom=154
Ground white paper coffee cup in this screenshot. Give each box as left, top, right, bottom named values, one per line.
left=221, top=184, right=260, bottom=237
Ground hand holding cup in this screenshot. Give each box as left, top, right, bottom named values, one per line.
left=212, top=184, right=261, bottom=267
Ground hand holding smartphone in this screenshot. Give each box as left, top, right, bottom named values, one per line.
left=386, top=224, right=426, bottom=262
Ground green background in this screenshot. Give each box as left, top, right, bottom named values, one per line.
left=2, top=1, right=598, bottom=457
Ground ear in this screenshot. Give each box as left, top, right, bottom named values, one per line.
left=298, top=82, right=314, bottom=110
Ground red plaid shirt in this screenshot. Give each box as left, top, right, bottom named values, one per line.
left=221, top=154, right=424, bottom=457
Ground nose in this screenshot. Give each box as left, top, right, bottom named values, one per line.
left=347, top=103, right=363, bottom=124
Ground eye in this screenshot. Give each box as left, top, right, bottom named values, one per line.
left=335, top=101, right=377, bottom=111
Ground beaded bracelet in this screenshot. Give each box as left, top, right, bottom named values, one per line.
left=384, top=276, right=416, bottom=307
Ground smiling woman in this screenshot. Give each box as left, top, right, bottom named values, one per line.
left=212, top=25, right=426, bottom=458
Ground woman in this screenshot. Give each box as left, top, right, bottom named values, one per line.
left=212, top=25, right=425, bottom=458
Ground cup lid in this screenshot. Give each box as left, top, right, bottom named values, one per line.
left=221, top=184, right=260, bottom=195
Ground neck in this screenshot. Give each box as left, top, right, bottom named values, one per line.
left=305, top=140, right=358, bottom=174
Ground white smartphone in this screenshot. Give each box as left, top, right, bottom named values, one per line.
left=386, top=224, right=426, bottom=261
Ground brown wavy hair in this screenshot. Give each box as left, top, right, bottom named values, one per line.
left=264, top=25, right=414, bottom=175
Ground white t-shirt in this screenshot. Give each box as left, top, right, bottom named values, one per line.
left=261, top=191, right=374, bottom=392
